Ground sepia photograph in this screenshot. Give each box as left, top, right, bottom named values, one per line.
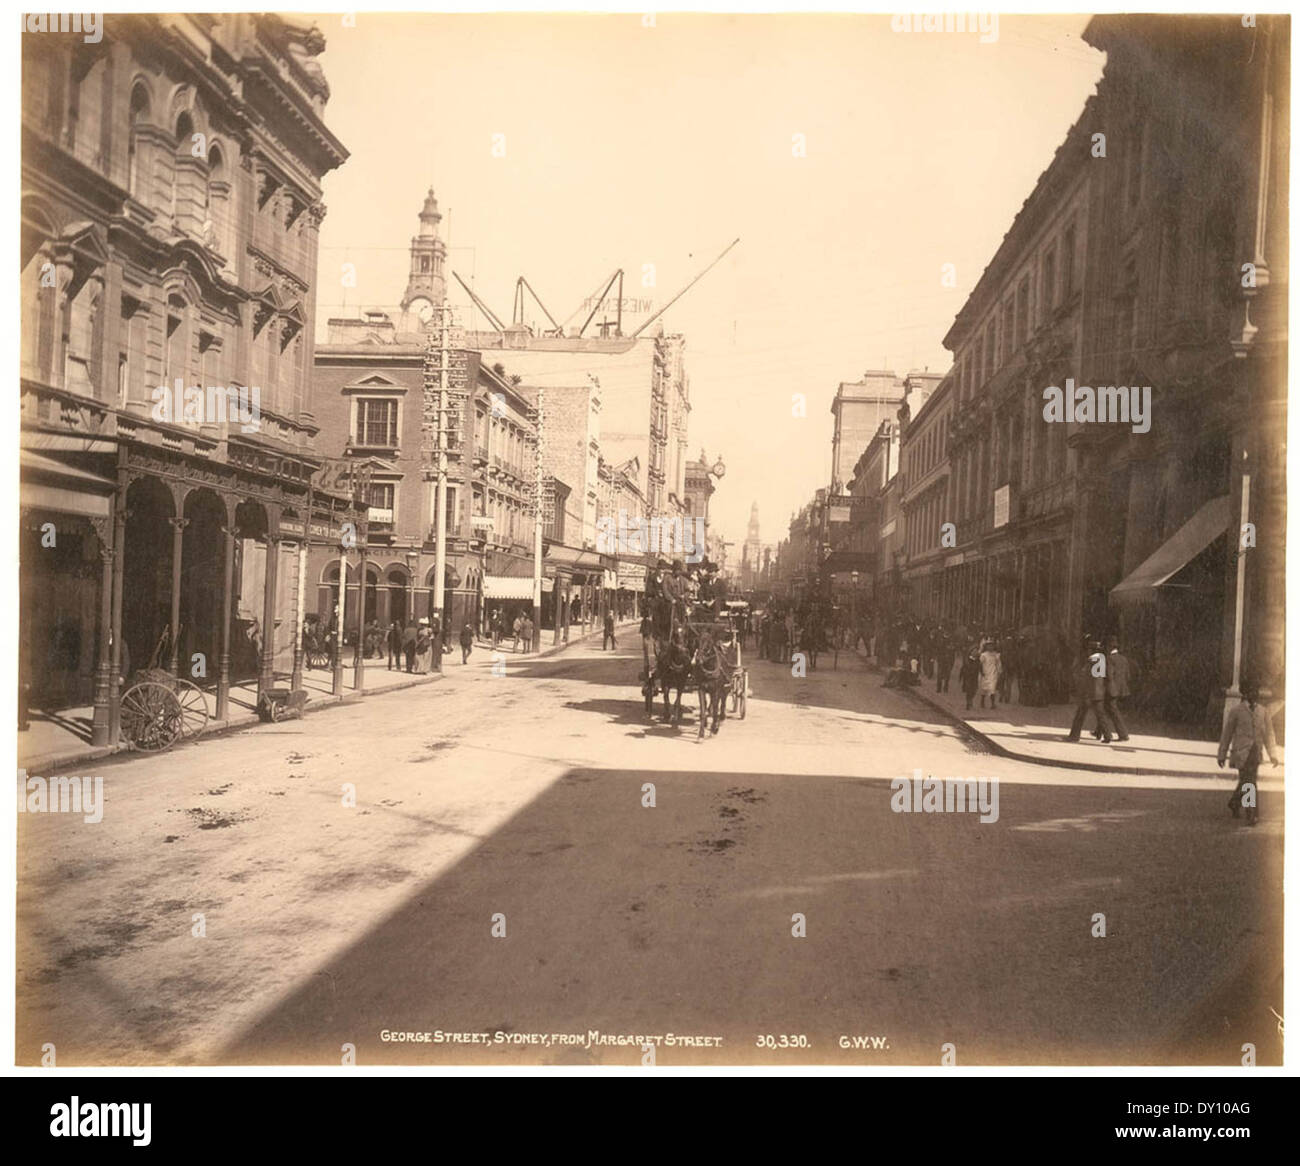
left=11, top=4, right=1290, bottom=1089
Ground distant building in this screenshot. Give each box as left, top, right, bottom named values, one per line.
left=830, top=370, right=943, bottom=493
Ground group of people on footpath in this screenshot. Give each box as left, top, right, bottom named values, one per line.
left=484, top=608, right=537, bottom=654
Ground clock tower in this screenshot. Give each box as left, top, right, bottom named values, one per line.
left=401, top=187, right=447, bottom=320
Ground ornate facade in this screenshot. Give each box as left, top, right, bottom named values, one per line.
left=20, top=14, right=350, bottom=746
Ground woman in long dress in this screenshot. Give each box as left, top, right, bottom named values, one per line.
left=414, top=622, right=434, bottom=673
left=978, top=639, right=1002, bottom=709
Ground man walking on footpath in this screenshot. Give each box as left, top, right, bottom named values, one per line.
left=603, top=608, right=617, bottom=650
left=935, top=628, right=955, bottom=693
left=512, top=614, right=523, bottom=653
left=402, top=619, right=419, bottom=673
left=1218, top=678, right=1279, bottom=825
left=1097, top=635, right=1131, bottom=741
left=459, top=622, right=474, bottom=664
left=386, top=620, right=402, bottom=671
left=1066, top=637, right=1113, bottom=743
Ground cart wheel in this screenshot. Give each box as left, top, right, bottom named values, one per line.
left=267, top=698, right=283, bottom=723
left=120, top=681, right=183, bottom=752
left=173, top=679, right=210, bottom=738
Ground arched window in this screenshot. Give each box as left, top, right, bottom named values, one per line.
left=128, top=84, right=150, bottom=199
left=205, top=144, right=230, bottom=255
left=175, top=111, right=194, bottom=151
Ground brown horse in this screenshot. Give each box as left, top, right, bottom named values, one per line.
left=692, top=629, right=731, bottom=737
left=646, top=626, right=693, bottom=726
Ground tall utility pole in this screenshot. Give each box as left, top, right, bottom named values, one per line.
left=431, top=306, right=450, bottom=648
left=422, top=303, right=465, bottom=665
left=531, top=387, right=545, bottom=649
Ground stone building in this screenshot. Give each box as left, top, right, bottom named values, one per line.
left=936, top=13, right=1287, bottom=723
left=19, top=13, right=350, bottom=746
left=898, top=374, right=955, bottom=619
left=829, top=370, right=943, bottom=493
left=462, top=329, right=693, bottom=521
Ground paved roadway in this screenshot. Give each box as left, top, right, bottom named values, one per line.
left=16, top=638, right=1283, bottom=1066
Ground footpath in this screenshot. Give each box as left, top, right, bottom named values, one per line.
left=900, top=669, right=1284, bottom=779
left=19, top=617, right=637, bottom=776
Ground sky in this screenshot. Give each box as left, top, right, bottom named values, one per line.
left=310, top=12, right=1106, bottom=551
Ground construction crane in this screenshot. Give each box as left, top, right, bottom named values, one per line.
left=512, top=276, right=562, bottom=335
left=452, top=270, right=506, bottom=333
left=632, top=237, right=740, bottom=338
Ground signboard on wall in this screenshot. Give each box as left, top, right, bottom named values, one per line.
left=993, top=484, right=1011, bottom=529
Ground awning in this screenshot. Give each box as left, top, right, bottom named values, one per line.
left=21, top=450, right=115, bottom=519
left=1110, top=495, right=1231, bottom=604
left=483, top=574, right=536, bottom=600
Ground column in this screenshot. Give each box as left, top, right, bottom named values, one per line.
left=108, top=490, right=127, bottom=743
left=291, top=539, right=306, bottom=692
left=216, top=520, right=236, bottom=721
left=90, top=516, right=114, bottom=746
left=168, top=516, right=188, bottom=676
left=333, top=544, right=347, bottom=695
left=353, top=548, right=367, bottom=692
left=258, top=532, right=280, bottom=701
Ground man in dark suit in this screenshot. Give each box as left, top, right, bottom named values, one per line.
left=1099, top=635, right=1132, bottom=741
left=1066, top=636, right=1114, bottom=743
left=402, top=621, right=418, bottom=673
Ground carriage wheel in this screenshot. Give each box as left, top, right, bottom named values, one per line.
left=120, top=682, right=183, bottom=752
left=307, top=645, right=331, bottom=670
left=173, top=679, right=210, bottom=738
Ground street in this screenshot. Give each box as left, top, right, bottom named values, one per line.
left=16, top=640, right=1283, bottom=1067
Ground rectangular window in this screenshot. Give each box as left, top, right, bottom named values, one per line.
left=356, top=398, right=398, bottom=447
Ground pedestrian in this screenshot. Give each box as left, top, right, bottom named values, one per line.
left=935, top=630, right=955, bottom=693
left=1098, top=635, right=1131, bottom=742
left=490, top=608, right=503, bottom=650
left=959, top=643, right=980, bottom=710
left=1066, top=637, right=1114, bottom=743
left=603, top=608, right=617, bottom=650
left=412, top=619, right=432, bottom=674
left=978, top=638, right=1002, bottom=709
left=1217, top=678, right=1278, bottom=825
left=459, top=622, right=474, bottom=664
left=402, top=619, right=419, bottom=673
left=386, top=620, right=402, bottom=671
left=524, top=615, right=535, bottom=653
left=512, top=614, right=523, bottom=653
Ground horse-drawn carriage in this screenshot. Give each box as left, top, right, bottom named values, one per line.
left=640, top=597, right=749, bottom=736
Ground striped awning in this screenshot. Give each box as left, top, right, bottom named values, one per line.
left=483, top=574, right=536, bottom=600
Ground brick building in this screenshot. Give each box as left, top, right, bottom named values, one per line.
left=19, top=13, right=351, bottom=747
